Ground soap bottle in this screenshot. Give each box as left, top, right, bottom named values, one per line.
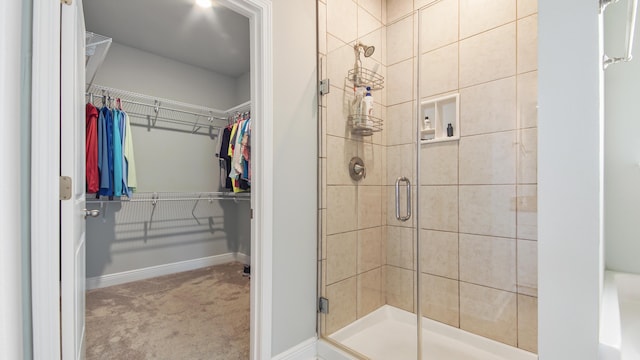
left=363, top=87, right=374, bottom=128
left=423, top=116, right=431, bottom=130
left=447, top=123, right=454, bottom=137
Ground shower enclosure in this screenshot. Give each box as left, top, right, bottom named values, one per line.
left=318, top=0, right=538, bottom=359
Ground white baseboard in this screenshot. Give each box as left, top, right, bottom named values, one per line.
left=272, top=337, right=318, bottom=360
left=86, top=252, right=247, bottom=290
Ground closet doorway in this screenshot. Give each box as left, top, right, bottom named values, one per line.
left=49, top=0, right=274, bottom=359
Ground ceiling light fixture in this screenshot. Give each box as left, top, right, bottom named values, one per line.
left=196, top=0, right=213, bottom=8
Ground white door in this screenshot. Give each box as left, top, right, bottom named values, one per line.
left=61, top=1, right=88, bottom=359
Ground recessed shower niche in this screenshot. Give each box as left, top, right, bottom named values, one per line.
left=420, top=93, right=459, bottom=143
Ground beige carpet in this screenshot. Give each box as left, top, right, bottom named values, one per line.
left=86, top=262, right=250, bottom=360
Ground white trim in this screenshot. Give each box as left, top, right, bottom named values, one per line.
left=30, top=0, right=62, bottom=358
left=0, top=1, right=25, bottom=359
left=216, top=0, right=274, bottom=359
left=86, top=253, right=248, bottom=290
left=272, top=337, right=318, bottom=360
left=31, top=1, right=273, bottom=359
left=316, top=339, right=358, bottom=360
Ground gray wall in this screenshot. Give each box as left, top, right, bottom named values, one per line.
left=604, top=3, right=640, bottom=274
left=538, top=0, right=603, bottom=358
left=86, top=42, right=250, bottom=279
left=236, top=71, right=251, bottom=105
left=271, top=0, right=318, bottom=355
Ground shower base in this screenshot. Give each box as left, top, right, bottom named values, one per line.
left=329, top=305, right=537, bottom=360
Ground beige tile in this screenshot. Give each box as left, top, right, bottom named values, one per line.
left=419, top=185, right=458, bottom=232
left=320, top=103, right=328, bottom=158
left=517, top=0, right=538, bottom=18
left=326, top=87, right=354, bottom=139
left=420, top=43, right=459, bottom=98
left=358, top=227, right=383, bottom=273
left=387, top=58, right=414, bottom=105
left=386, top=143, right=414, bottom=185
left=381, top=0, right=388, bottom=24
left=420, top=274, right=459, bottom=327
left=319, top=2, right=327, bottom=55
left=358, top=186, right=383, bottom=229
left=460, top=282, right=518, bottom=346
left=359, top=0, right=383, bottom=23
left=518, top=294, right=538, bottom=352
left=385, top=265, right=414, bottom=312
left=460, top=77, right=517, bottom=136
left=327, top=0, right=358, bottom=44
left=327, top=43, right=357, bottom=97
left=517, top=71, right=538, bottom=129
left=327, top=33, right=347, bottom=54
left=517, top=185, right=537, bottom=241
left=386, top=0, right=413, bottom=23
left=517, top=127, right=537, bottom=184
left=387, top=15, right=413, bottom=65
left=517, top=239, right=537, bottom=296
left=386, top=185, right=415, bottom=228
left=326, top=277, right=358, bottom=334
left=460, top=185, right=517, bottom=238
left=357, top=142, right=384, bottom=186
left=358, top=28, right=384, bottom=66
left=387, top=226, right=414, bottom=270
left=387, top=101, right=415, bottom=146
left=460, top=23, right=516, bottom=88
left=327, top=186, right=358, bottom=234
left=420, top=230, right=458, bottom=279
left=459, top=234, right=516, bottom=291
left=459, top=0, right=516, bottom=39
left=326, top=231, right=358, bottom=284
left=414, top=0, right=438, bottom=9
left=320, top=209, right=327, bottom=260
left=419, top=0, right=458, bottom=53
left=320, top=259, right=327, bottom=297
left=420, top=141, right=458, bottom=185
left=459, top=131, right=517, bottom=185
left=517, top=15, right=538, bottom=74
left=358, top=268, right=384, bottom=318
left=327, top=136, right=358, bottom=186
left=320, top=158, right=327, bottom=208
left=358, top=6, right=383, bottom=39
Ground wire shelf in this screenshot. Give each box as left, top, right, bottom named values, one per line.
left=348, top=114, right=383, bottom=136
left=86, top=84, right=233, bottom=136
left=347, top=67, right=384, bottom=91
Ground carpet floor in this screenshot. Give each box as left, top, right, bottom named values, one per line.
left=86, top=262, right=250, bottom=359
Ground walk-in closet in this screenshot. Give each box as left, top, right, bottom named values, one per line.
left=82, top=0, right=253, bottom=358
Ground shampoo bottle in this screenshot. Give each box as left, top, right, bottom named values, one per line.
left=363, top=87, right=374, bottom=128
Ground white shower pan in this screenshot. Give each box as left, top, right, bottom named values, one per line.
left=329, top=305, right=537, bottom=360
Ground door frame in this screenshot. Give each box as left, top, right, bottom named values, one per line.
left=30, top=0, right=274, bottom=359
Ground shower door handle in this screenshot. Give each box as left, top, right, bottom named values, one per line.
left=395, top=177, right=411, bottom=222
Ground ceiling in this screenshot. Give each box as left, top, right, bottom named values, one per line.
left=83, top=0, right=250, bottom=78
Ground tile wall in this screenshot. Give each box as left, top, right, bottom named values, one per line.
left=318, top=0, right=388, bottom=335
left=318, top=0, right=538, bottom=354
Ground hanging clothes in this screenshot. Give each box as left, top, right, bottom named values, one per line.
left=226, top=113, right=251, bottom=193
left=123, top=111, right=137, bottom=195
left=219, top=127, right=233, bottom=190
left=86, top=103, right=99, bottom=193
left=98, top=106, right=114, bottom=197
left=112, top=108, right=123, bottom=197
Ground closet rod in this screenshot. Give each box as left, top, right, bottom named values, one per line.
left=85, top=93, right=228, bottom=121
left=86, top=197, right=250, bottom=203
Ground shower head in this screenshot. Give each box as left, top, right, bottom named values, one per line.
left=355, top=42, right=375, bottom=57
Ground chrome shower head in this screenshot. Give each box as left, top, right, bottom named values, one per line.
left=355, top=42, right=375, bottom=57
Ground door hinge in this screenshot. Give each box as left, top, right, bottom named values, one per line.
left=319, top=79, right=330, bottom=96
left=61, top=0, right=73, bottom=5
left=59, top=176, right=72, bottom=200
left=250, top=208, right=253, bottom=219
left=318, top=297, right=329, bottom=314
